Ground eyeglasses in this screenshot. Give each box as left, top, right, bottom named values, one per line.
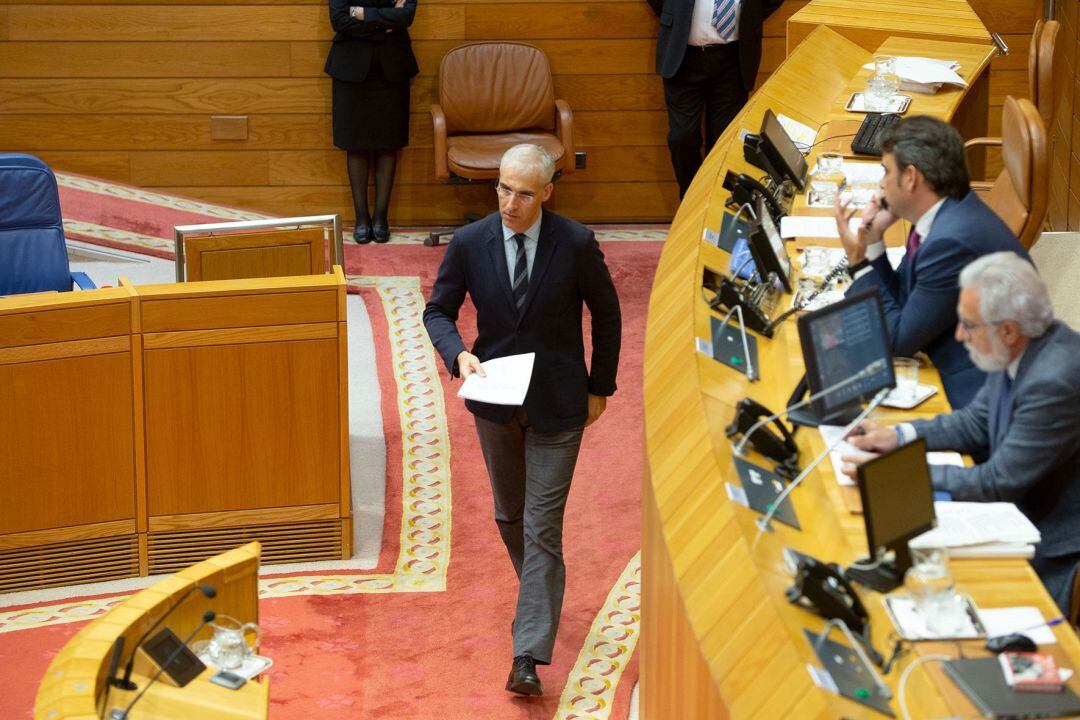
left=495, top=183, right=538, bottom=204
left=958, top=317, right=998, bottom=335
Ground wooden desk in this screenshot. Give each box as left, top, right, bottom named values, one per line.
left=0, top=271, right=351, bottom=594
left=34, top=542, right=267, bottom=720
left=640, top=19, right=1080, bottom=720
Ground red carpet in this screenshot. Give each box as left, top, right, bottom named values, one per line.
left=0, top=175, right=659, bottom=719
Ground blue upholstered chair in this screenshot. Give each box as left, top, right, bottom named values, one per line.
left=0, top=153, right=95, bottom=296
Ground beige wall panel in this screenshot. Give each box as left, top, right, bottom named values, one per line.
left=0, top=352, right=135, bottom=534
left=6, top=4, right=463, bottom=41
left=27, top=150, right=132, bottom=183
left=969, top=0, right=1040, bottom=33
left=553, top=74, right=664, bottom=111
left=0, top=78, right=329, bottom=115
left=131, top=150, right=270, bottom=187
left=143, top=339, right=340, bottom=515
left=0, top=41, right=292, bottom=78
left=463, top=3, right=656, bottom=38
left=152, top=179, right=680, bottom=223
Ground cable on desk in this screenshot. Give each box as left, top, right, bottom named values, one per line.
left=898, top=653, right=951, bottom=720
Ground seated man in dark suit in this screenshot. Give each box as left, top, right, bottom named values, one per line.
left=843, top=252, right=1080, bottom=613
left=835, top=116, right=1029, bottom=408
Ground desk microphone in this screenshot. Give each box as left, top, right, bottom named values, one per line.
left=732, top=359, right=887, bottom=458
left=119, top=583, right=216, bottom=690
left=109, top=610, right=216, bottom=720
left=752, top=387, right=889, bottom=544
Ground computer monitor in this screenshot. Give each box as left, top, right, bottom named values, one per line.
left=791, top=287, right=895, bottom=426
left=847, top=439, right=937, bottom=592
left=748, top=195, right=794, bottom=293
left=759, top=109, right=808, bottom=190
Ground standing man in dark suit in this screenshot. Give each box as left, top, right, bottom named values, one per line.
left=648, top=0, right=785, bottom=197
left=843, top=252, right=1080, bottom=613
left=423, top=144, right=622, bottom=696
left=835, top=116, right=1029, bottom=408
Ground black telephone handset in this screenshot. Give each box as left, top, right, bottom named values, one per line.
left=726, top=397, right=798, bottom=477
left=787, top=556, right=883, bottom=666
left=731, top=173, right=784, bottom=224
left=703, top=267, right=773, bottom=337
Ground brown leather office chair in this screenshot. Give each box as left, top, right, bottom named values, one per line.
left=428, top=41, right=574, bottom=245
left=964, top=96, right=1048, bottom=250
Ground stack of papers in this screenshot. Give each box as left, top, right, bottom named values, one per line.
left=863, top=57, right=967, bottom=94
left=911, top=501, right=1041, bottom=557
left=818, top=425, right=964, bottom=488
left=779, top=216, right=862, bottom=239
left=457, top=353, right=535, bottom=405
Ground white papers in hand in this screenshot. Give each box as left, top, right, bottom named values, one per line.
left=779, top=216, right=862, bottom=239
left=456, top=353, right=535, bottom=406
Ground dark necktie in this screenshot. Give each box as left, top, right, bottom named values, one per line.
left=512, top=233, right=529, bottom=314
left=906, top=228, right=921, bottom=257
left=992, top=372, right=1013, bottom=452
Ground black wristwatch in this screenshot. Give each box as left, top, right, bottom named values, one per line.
left=846, top=259, right=871, bottom=279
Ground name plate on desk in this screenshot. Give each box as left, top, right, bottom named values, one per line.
left=732, top=457, right=800, bottom=529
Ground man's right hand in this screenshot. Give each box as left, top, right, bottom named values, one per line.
left=845, top=420, right=899, bottom=453
left=456, top=351, right=485, bottom=379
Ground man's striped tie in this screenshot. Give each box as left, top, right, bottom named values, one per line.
left=512, top=233, right=529, bottom=314
left=711, top=0, right=738, bottom=41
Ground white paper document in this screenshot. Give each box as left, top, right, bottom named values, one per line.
left=818, top=425, right=966, bottom=487
left=911, top=501, right=1041, bottom=553
left=779, top=215, right=862, bottom=239
left=977, top=606, right=1058, bottom=645
left=861, top=57, right=966, bottom=92
left=456, top=353, right=535, bottom=406
left=777, top=113, right=818, bottom=153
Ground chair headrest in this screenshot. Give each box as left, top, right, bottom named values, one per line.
left=438, top=42, right=556, bottom=135
left=0, top=153, right=63, bottom=230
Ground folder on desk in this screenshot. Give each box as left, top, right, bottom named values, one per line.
left=943, top=657, right=1080, bottom=719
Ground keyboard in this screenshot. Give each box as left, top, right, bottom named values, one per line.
left=851, top=112, right=901, bottom=156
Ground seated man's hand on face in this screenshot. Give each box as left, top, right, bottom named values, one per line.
left=834, top=194, right=897, bottom=265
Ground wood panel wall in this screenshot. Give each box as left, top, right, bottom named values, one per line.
left=0, top=0, right=1042, bottom=226
left=1049, top=0, right=1078, bottom=231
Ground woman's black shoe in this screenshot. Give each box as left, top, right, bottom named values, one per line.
left=372, top=223, right=390, bottom=243
left=353, top=225, right=373, bottom=244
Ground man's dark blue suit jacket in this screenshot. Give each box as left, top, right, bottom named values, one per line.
left=848, top=191, right=1029, bottom=408
left=423, top=210, right=622, bottom=433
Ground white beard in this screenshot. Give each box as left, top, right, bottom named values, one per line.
left=965, top=333, right=1010, bottom=372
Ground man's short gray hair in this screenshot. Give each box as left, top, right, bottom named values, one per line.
left=959, top=251, right=1054, bottom=337
left=500, top=144, right=556, bottom=185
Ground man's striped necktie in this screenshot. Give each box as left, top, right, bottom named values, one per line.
left=512, top=233, right=529, bottom=314
left=711, top=0, right=738, bottom=41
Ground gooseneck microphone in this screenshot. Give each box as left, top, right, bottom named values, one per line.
left=110, top=610, right=216, bottom=720
left=732, top=359, right=887, bottom=458
left=119, top=583, right=216, bottom=690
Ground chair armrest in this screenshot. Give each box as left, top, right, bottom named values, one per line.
left=431, top=104, right=449, bottom=181
left=555, top=99, right=574, bottom=176
left=70, top=272, right=96, bottom=290
left=964, top=136, right=1003, bottom=152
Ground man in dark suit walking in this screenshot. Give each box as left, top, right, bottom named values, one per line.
left=843, top=252, right=1080, bottom=613
left=423, top=144, right=622, bottom=696
left=648, top=0, right=785, bottom=197
left=836, top=116, right=1029, bottom=409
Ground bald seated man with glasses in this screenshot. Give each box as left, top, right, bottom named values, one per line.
left=841, top=252, right=1080, bottom=614
left=423, top=143, right=621, bottom=696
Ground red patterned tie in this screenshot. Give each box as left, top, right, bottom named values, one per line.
left=906, top=228, right=921, bottom=257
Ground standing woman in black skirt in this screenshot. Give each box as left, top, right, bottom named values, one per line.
left=325, top=0, right=418, bottom=243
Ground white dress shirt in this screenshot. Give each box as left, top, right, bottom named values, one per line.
left=502, top=215, right=541, bottom=287
left=688, top=0, right=741, bottom=46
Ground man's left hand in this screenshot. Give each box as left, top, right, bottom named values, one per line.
left=585, top=394, right=607, bottom=427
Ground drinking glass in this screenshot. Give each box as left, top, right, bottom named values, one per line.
left=865, top=56, right=900, bottom=112
left=893, top=357, right=920, bottom=403
left=904, top=548, right=967, bottom=636
left=808, top=152, right=845, bottom=207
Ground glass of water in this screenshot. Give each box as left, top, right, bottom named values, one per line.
left=865, top=56, right=899, bottom=112
left=905, top=547, right=968, bottom=636
left=808, top=152, right=845, bottom=207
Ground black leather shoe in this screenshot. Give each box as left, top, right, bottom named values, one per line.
left=372, top=223, right=390, bottom=243
left=505, top=655, right=542, bottom=696
left=353, top=225, right=373, bottom=244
